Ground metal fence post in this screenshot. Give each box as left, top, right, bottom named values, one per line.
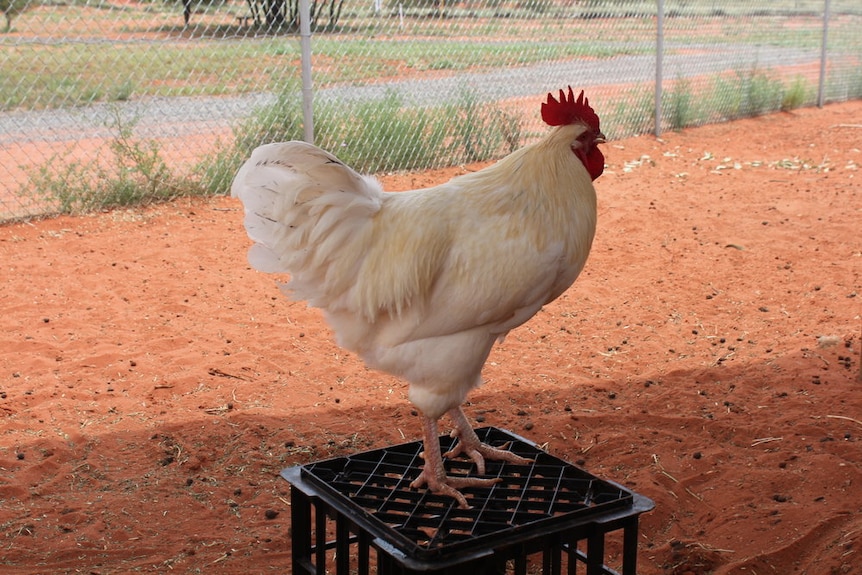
left=654, top=0, right=664, bottom=137
left=300, top=0, right=314, bottom=144
left=818, top=0, right=831, bottom=107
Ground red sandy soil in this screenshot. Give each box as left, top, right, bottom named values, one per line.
left=1, top=101, right=861, bottom=574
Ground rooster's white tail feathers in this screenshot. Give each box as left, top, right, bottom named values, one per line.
left=231, top=141, right=383, bottom=307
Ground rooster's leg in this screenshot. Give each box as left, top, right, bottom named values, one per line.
left=444, top=407, right=533, bottom=474
left=410, top=415, right=500, bottom=508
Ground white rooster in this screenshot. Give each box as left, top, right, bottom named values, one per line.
left=232, top=87, right=605, bottom=506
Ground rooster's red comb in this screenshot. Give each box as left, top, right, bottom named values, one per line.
left=541, top=87, right=600, bottom=132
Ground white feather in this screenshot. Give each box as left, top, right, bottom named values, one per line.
left=232, top=141, right=382, bottom=308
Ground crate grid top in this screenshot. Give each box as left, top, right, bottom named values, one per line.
left=283, top=426, right=635, bottom=562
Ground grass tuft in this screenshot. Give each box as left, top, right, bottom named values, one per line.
left=26, top=109, right=207, bottom=215
left=316, top=90, right=451, bottom=173
left=665, top=77, right=696, bottom=131
left=198, top=83, right=525, bottom=194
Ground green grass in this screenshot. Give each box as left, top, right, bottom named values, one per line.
left=15, top=64, right=829, bottom=215
left=8, top=0, right=857, bottom=112
left=310, top=36, right=638, bottom=85
left=0, top=39, right=301, bottom=110
left=665, top=77, right=696, bottom=131
left=27, top=83, right=526, bottom=213
left=196, top=84, right=525, bottom=195
left=26, top=108, right=209, bottom=214
left=714, top=67, right=787, bottom=120
left=599, top=68, right=819, bottom=136
left=318, top=91, right=453, bottom=173
left=0, top=34, right=637, bottom=111
left=781, top=75, right=812, bottom=111
left=607, top=85, right=654, bottom=138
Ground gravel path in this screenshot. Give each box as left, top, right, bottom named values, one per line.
left=0, top=43, right=822, bottom=145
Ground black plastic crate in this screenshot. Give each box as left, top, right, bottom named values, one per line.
left=281, top=427, right=654, bottom=575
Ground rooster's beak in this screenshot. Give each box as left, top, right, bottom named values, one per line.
left=595, top=132, right=607, bottom=144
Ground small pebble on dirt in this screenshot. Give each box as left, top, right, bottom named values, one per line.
left=264, top=509, right=279, bottom=520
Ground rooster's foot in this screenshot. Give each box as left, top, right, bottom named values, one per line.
left=410, top=464, right=500, bottom=509
left=445, top=407, right=534, bottom=474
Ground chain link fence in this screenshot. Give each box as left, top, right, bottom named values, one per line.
left=1, top=0, right=860, bottom=220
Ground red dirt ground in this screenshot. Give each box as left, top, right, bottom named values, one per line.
left=1, top=101, right=861, bottom=574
